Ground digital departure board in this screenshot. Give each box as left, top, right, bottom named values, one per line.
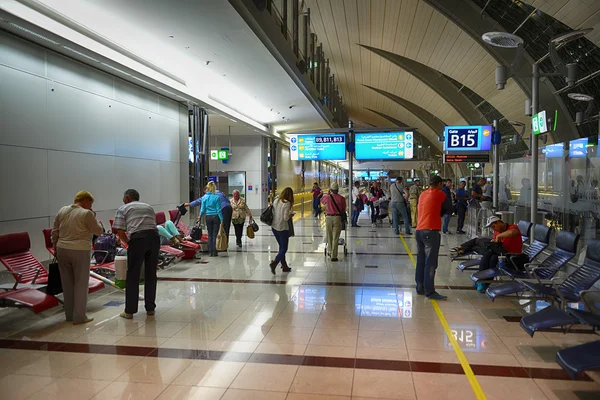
left=443, top=154, right=490, bottom=163
left=444, top=125, right=492, bottom=151
left=355, top=132, right=414, bottom=160
left=289, top=133, right=347, bottom=161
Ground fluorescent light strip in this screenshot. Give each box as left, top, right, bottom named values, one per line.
left=62, top=45, right=99, bottom=62
left=99, top=62, right=131, bottom=76
left=1, top=18, right=60, bottom=45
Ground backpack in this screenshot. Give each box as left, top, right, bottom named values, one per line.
left=94, top=233, right=117, bottom=264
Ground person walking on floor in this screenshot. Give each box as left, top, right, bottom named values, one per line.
left=415, top=176, right=453, bottom=300
left=390, top=177, right=412, bottom=235
left=321, top=182, right=346, bottom=261
left=455, top=181, right=468, bottom=234
left=231, top=189, right=252, bottom=248
left=216, top=189, right=232, bottom=247
left=270, top=187, right=294, bottom=274
left=51, top=190, right=104, bottom=325
left=199, top=182, right=224, bottom=256
left=442, top=179, right=453, bottom=234
left=113, top=189, right=161, bottom=319
left=351, top=181, right=363, bottom=227
left=311, top=182, right=323, bottom=217
left=409, top=179, right=422, bottom=228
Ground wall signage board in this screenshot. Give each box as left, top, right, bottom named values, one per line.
left=289, top=133, right=346, bottom=161
left=354, top=132, right=414, bottom=160
left=444, top=125, right=492, bottom=151
left=443, top=154, right=490, bottom=163
left=569, top=138, right=588, bottom=158
left=541, top=143, right=564, bottom=158
left=532, top=110, right=548, bottom=135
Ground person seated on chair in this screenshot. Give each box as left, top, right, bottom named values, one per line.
left=157, top=220, right=185, bottom=247
left=473, top=216, right=522, bottom=292
left=450, top=216, right=521, bottom=259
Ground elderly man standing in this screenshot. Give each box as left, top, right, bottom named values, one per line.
left=321, top=183, right=346, bottom=262
left=113, top=189, right=160, bottom=319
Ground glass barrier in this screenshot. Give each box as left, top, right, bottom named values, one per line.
left=499, top=136, right=600, bottom=250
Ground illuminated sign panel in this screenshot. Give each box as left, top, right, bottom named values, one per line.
left=541, top=143, right=564, bottom=158
left=444, top=125, right=492, bottom=151
left=443, top=154, right=490, bottom=163
left=532, top=110, right=548, bottom=135
left=289, top=134, right=346, bottom=161
left=355, top=132, right=414, bottom=160
left=570, top=138, right=587, bottom=158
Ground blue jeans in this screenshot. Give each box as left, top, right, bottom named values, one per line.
left=272, top=228, right=290, bottom=264
left=391, top=201, right=411, bottom=234
left=442, top=214, right=451, bottom=233
left=415, top=230, right=441, bottom=296
left=312, top=197, right=321, bottom=216
left=352, top=208, right=360, bottom=226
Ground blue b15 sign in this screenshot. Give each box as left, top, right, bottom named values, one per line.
left=444, top=125, right=492, bottom=151
left=289, top=133, right=346, bottom=161
left=355, top=132, right=414, bottom=160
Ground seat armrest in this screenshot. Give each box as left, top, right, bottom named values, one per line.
left=0, top=270, right=22, bottom=289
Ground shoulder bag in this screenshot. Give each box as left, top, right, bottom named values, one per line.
left=330, top=194, right=348, bottom=230
left=260, top=205, right=274, bottom=226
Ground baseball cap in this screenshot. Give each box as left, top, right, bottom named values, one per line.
left=330, top=182, right=339, bottom=191
left=485, top=216, right=502, bottom=227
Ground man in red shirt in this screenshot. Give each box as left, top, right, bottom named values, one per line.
left=416, top=176, right=453, bottom=300
left=475, top=216, right=522, bottom=292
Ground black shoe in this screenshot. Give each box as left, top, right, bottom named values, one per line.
left=416, top=285, right=425, bottom=295
left=281, top=263, right=292, bottom=272
left=404, top=232, right=412, bottom=236
left=237, top=242, right=242, bottom=248
left=331, top=257, right=338, bottom=262
left=269, top=260, right=278, bottom=275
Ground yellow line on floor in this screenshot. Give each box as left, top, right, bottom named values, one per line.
left=399, top=234, right=488, bottom=400
left=399, top=234, right=416, bottom=267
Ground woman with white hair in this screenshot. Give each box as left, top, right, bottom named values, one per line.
left=52, top=190, right=103, bottom=325
left=231, top=189, right=252, bottom=247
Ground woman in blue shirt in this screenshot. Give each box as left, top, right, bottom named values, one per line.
left=187, top=181, right=223, bottom=256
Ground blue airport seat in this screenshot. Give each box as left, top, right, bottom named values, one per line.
left=486, top=231, right=579, bottom=301
left=556, top=340, right=600, bottom=379
left=520, top=306, right=578, bottom=337
left=470, top=225, right=552, bottom=283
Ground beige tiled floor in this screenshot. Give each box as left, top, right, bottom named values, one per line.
left=0, top=214, right=598, bottom=399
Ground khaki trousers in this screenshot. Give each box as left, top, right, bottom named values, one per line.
left=410, top=199, right=418, bottom=228
left=326, top=216, right=342, bottom=258
left=56, top=247, right=91, bottom=323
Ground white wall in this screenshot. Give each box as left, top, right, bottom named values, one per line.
left=0, top=32, right=188, bottom=261
left=208, top=135, right=268, bottom=211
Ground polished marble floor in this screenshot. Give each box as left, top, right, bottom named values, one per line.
left=0, top=211, right=599, bottom=399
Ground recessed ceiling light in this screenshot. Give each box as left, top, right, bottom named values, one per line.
left=482, top=32, right=524, bottom=48
left=568, top=93, right=594, bottom=102
left=169, top=35, right=174, bottom=39
left=550, top=29, right=593, bottom=45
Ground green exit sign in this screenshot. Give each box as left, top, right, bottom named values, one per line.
left=210, top=150, right=229, bottom=160
left=532, top=110, right=548, bottom=135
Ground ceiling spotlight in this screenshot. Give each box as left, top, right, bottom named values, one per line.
left=550, top=28, right=594, bottom=45
left=568, top=93, right=594, bottom=102
left=482, top=32, right=524, bottom=48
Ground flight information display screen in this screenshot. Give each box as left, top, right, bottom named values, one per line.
left=289, top=134, right=347, bottom=161
left=444, top=125, right=492, bottom=151
left=355, top=132, right=414, bottom=160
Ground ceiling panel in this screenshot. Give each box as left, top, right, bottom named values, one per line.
left=306, top=0, right=528, bottom=139
left=528, top=0, right=600, bottom=46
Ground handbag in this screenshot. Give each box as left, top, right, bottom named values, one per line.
left=246, top=225, right=255, bottom=239
left=47, top=256, right=63, bottom=295
left=216, top=224, right=228, bottom=251
left=287, top=218, right=295, bottom=237
left=190, top=221, right=203, bottom=241
left=330, top=194, right=348, bottom=230
left=249, top=217, right=259, bottom=232
left=260, top=205, right=274, bottom=226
